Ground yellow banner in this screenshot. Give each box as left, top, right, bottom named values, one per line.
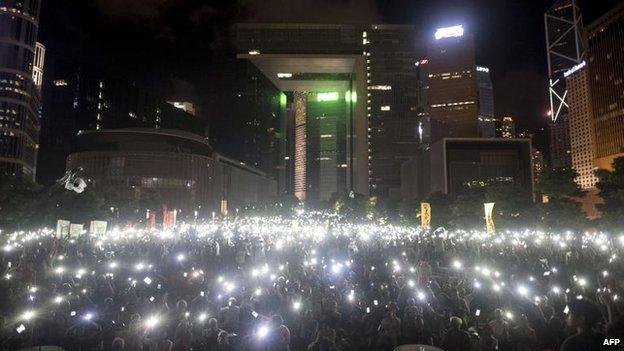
left=421, top=202, right=431, bottom=228
left=484, top=202, right=495, bottom=234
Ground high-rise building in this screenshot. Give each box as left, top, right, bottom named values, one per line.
left=566, top=62, right=598, bottom=189
left=587, top=2, right=624, bottom=171
left=499, top=116, right=516, bottom=138
left=426, top=25, right=480, bottom=142
left=548, top=116, right=572, bottom=168
left=476, top=66, right=496, bottom=137
left=37, top=62, right=204, bottom=184
left=236, top=23, right=423, bottom=201
left=0, top=0, right=42, bottom=179
left=544, top=0, right=586, bottom=168
left=365, top=25, right=420, bottom=199
left=32, top=42, right=45, bottom=91
left=204, top=60, right=282, bottom=184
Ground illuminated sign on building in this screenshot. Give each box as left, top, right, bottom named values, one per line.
left=563, top=61, right=586, bottom=78
left=476, top=66, right=490, bottom=73
left=277, top=73, right=293, bottom=78
left=434, top=25, right=464, bottom=40
left=317, top=92, right=339, bottom=102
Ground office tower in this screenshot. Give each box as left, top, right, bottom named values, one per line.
left=415, top=58, right=431, bottom=148
left=587, top=2, right=624, bottom=171
left=476, top=66, right=496, bottom=137
left=544, top=0, right=586, bottom=168
left=548, top=116, right=572, bottom=168
left=32, top=42, right=45, bottom=91
left=499, top=116, right=516, bottom=138
left=566, top=62, right=598, bottom=189
left=426, top=25, right=480, bottom=142
left=533, top=149, right=547, bottom=178
left=236, top=23, right=392, bottom=201
left=37, top=62, right=204, bottom=184
left=365, top=25, right=420, bottom=199
left=0, top=0, right=42, bottom=178
left=205, top=60, right=282, bottom=182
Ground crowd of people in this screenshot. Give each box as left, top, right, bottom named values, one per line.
left=0, top=214, right=622, bottom=350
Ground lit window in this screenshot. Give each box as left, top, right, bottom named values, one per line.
left=369, top=85, right=392, bottom=90
left=380, top=106, right=390, bottom=111
left=54, top=80, right=67, bottom=86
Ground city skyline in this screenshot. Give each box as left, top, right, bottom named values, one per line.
left=37, top=0, right=620, bottom=156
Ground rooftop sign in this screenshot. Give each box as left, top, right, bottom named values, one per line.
left=435, top=25, right=464, bottom=40
left=564, top=61, right=586, bottom=78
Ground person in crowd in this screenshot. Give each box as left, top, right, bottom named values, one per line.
left=0, top=216, right=620, bottom=351
left=559, top=300, right=606, bottom=351
left=442, top=316, right=471, bottom=351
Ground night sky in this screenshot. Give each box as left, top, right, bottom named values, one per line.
left=38, top=0, right=621, bottom=152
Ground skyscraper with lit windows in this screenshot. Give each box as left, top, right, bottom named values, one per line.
left=0, top=0, right=42, bottom=178
left=587, top=2, right=624, bottom=171
left=426, top=25, right=480, bottom=142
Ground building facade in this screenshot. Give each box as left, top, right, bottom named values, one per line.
left=544, top=0, right=586, bottom=168
left=587, top=2, right=624, bottom=171
left=365, top=25, right=420, bottom=199
left=235, top=23, right=371, bottom=202
left=428, top=138, right=534, bottom=197
left=67, top=129, right=276, bottom=214
left=548, top=116, right=572, bottom=168
left=38, top=63, right=204, bottom=184
left=0, top=0, right=42, bottom=178
left=476, top=66, right=496, bottom=137
left=426, top=26, right=480, bottom=142
left=566, top=64, right=598, bottom=189
left=499, top=116, right=516, bottom=138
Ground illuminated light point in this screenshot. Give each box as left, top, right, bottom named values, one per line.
left=317, top=92, right=339, bottom=102
left=417, top=291, right=426, bottom=301
left=552, top=286, right=561, bottom=294
left=256, top=325, right=270, bottom=338
left=21, top=310, right=35, bottom=321
left=434, top=25, right=464, bottom=40
left=176, top=254, right=185, bottom=262
left=248, top=50, right=260, bottom=55
left=292, top=301, right=301, bottom=310
left=145, top=315, right=160, bottom=329
left=277, top=73, right=292, bottom=78
left=54, top=295, right=63, bottom=304
left=505, top=311, right=513, bottom=320
left=198, top=313, right=207, bottom=322
left=517, top=285, right=529, bottom=296
left=452, top=260, right=462, bottom=269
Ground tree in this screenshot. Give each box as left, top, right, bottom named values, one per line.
left=535, top=168, right=586, bottom=230
left=595, top=156, right=624, bottom=229
left=485, top=182, right=536, bottom=230
left=0, top=175, right=43, bottom=229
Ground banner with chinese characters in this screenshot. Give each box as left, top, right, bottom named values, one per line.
left=484, top=202, right=495, bottom=234
left=421, top=202, right=431, bottom=228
